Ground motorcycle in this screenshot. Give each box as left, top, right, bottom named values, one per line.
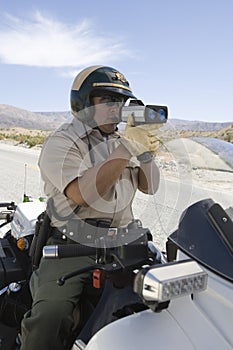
left=0, top=137, right=232, bottom=350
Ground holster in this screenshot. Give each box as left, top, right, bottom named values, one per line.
left=29, top=211, right=52, bottom=270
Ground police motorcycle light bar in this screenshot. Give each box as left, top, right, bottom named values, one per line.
left=120, top=99, right=168, bottom=126
left=134, top=260, right=208, bottom=306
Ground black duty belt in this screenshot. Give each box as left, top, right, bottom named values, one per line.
left=52, top=218, right=112, bottom=244
left=51, top=218, right=147, bottom=247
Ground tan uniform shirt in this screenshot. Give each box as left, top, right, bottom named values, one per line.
left=39, top=117, right=139, bottom=227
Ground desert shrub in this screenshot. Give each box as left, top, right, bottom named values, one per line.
left=0, top=131, right=46, bottom=147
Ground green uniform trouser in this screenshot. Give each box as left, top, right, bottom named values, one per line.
left=20, top=240, right=101, bottom=350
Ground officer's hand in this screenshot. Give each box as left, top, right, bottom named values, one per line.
left=120, top=115, right=162, bottom=157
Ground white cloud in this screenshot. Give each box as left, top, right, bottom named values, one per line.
left=0, top=11, right=131, bottom=69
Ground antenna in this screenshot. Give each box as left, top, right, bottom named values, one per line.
left=23, top=163, right=30, bottom=202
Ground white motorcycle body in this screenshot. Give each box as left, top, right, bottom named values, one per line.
left=80, top=253, right=233, bottom=350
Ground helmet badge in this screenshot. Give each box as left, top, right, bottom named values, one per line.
left=114, top=72, right=127, bottom=83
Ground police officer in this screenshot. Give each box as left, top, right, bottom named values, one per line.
left=21, top=65, right=161, bottom=349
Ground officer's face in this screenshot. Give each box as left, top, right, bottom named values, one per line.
left=93, top=95, right=125, bottom=134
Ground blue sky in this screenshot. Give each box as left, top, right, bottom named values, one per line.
left=0, top=0, right=232, bottom=122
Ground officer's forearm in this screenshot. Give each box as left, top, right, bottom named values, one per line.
left=138, top=160, right=160, bottom=195
left=65, top=145, right=131, bottom=206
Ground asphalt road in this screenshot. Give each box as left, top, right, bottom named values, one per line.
left=0, top=143, right=42, bottom=203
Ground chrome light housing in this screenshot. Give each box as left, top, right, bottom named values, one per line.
left=134, top=260, right=208, bottom=311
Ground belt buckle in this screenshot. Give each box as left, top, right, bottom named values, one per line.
left=107, top=227, right=117, bottom=238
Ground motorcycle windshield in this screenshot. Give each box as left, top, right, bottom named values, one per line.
left=136, top=136, right=233, bottom=282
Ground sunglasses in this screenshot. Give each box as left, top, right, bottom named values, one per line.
left=96, top=95, right=126, bottom=106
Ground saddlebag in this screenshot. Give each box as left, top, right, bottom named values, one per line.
left=0, top=238, right=26, bottom=290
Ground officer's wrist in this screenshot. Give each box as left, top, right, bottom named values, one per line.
left=136, top=151, right=154, bottom=164
left=116, top=143, right=132, bottom=160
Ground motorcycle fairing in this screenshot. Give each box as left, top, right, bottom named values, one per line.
left=168, top=198, right=233, bottom=282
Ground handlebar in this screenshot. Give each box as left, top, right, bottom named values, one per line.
left=0, top=211, right=14, bottom=220
left=43, top=244, right=96, bottom=259
left=0, top=202, right=16, bottom=209
left=43, top=244, right=111, bottom=286
left=0, top=202, right=16, bottom=223
left=43, top=235, right=157, bottom=287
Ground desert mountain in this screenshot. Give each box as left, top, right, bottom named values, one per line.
left=0, top=104, right=71, bottom=130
